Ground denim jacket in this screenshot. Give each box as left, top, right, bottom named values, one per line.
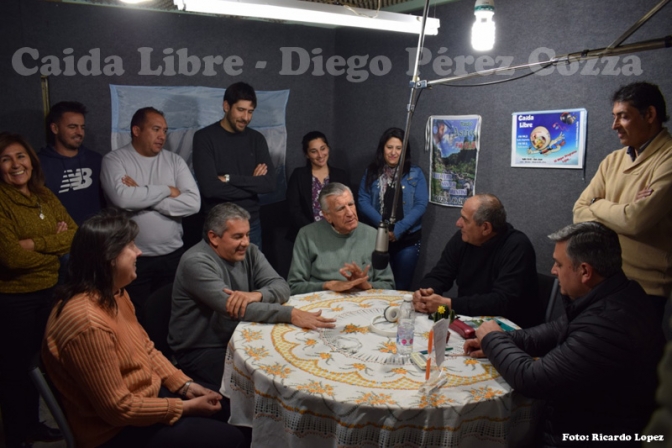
left=358, top=165, right=428, bottom=239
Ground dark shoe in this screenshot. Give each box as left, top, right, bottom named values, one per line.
left=25, top=421, right=63, bottom=443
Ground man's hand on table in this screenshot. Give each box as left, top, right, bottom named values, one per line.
left=462, top=320, right=504, bottom=358
left=463, top=339, right=486, bottom=358
left=412, top=288, right=451, bottom=314
left=337, top=262, right=372, bottom=290
left=181, top=384, right=223, bottom=416
left=323, top=277, right=370, bottom=292
left=224, top=288, right=262, bottom=319
left=291, top=309, right=336, bottom=330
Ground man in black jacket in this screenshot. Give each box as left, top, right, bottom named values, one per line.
left=465, top=222, right=664, bottom=447
left=413, top=193, right=540, bottom=328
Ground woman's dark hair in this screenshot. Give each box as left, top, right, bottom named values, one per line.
left=56, top=208, right=139, bottom=316
left=365, top=127, right=411, bottom=189
left=0, top=132, right=48, bottom=197
left=301, top=131, right=329, bottom=167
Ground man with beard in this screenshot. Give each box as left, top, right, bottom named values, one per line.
left=40, top=101, right=103, bottom=225
left=192, top=82, right=276, bottom=250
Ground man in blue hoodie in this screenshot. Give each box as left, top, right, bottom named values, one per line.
left=39, top=101, right=104, bottom=226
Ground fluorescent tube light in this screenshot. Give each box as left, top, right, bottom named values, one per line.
left=174, top=0, right=440, bottom=35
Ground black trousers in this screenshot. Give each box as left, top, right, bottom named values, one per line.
left=0, top=288, right=54, bottom=447
left=125, top=247, right=184, bottom=324
left=175, top=347, right=228, bottom=387
left=98, top=385, right=246, bottom=448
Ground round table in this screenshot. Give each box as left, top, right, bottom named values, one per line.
left=221, top=289, right=537, bottom=447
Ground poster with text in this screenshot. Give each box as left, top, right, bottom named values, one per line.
left=511, top=108, right=587, bottom=168
left=427, top=115, right=481, bottom=208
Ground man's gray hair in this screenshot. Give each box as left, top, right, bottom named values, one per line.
left=319, top=182, right=352, bottom=213
left=203, top=202, right=250, bottom=238
left=472, top=194, right=507, bottom=233
left=548, top=222, right=622, bottom=278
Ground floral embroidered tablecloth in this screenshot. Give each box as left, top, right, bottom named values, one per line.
left=221, top=290, right=537, bottom=447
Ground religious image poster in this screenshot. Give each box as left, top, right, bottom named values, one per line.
left=511, top=108, right=587, bottom=169
left=427, top=115, right=481, bottom=208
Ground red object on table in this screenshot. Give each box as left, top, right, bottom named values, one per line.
left=450, top=319, right=476, bottom=339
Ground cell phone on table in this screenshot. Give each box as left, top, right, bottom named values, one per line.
left=494, top=318, right=516, bottom=332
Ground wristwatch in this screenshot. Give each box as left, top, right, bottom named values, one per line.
left=223, top=174, right=230, bottom=183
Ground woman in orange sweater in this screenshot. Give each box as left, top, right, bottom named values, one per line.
left=42, top=209, right=245, bottom=448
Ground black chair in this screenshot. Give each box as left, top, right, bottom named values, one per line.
left=142, top=282, right=175, bottom=361
left=537, top=273, right=563, bottom=323
left=29, top=358, right=76, bottom=448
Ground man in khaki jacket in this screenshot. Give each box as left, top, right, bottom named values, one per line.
left=573, top=81, right=671, bottom=334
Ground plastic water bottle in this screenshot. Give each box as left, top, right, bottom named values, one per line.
left=396, top=294, right=415, bottom=356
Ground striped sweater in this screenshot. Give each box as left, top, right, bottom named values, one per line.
left=42, top=290, right=191, bottom=448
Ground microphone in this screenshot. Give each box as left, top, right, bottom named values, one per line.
left=371, top=222, right=390, bottom=270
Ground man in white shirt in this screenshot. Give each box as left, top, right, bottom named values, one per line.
left=101, top=107, right=200, bottom=320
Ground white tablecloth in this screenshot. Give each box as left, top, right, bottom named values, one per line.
left=221, top=290, right=537, bottom=447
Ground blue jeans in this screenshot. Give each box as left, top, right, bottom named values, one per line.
left=249, top=217, right=262, bottom=251
left=390, top=240, right=421, bottom=291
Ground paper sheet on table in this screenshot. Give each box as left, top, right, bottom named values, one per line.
left=433, top=319, right=450, bottom=366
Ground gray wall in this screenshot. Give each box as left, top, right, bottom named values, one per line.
left=1, top=0, right=671, bottom=283
left=334, top=0, right=672, bottom=286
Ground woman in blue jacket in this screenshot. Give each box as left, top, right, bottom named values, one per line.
left=358, top=127, right=428, bottom=291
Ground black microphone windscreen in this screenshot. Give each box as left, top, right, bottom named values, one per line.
left=371, top=250, right=389, bottom=270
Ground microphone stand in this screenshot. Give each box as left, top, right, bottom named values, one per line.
left=371, top=0, right=432, bottom=270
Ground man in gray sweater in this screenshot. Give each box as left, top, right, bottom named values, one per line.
left=288, top=183, right=395, bottom=295
left=169, top=203, right=335, bottom=385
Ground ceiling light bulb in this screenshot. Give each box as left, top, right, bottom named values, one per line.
left=471, top=0, right=495, bottom=52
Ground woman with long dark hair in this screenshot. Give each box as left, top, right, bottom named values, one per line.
left=0, top=132, right=76, bottom=447
left=42, top=209, right=244, bottom=448
left=358, top=127, right=428, bottom=290
left=286, top=131, right=349, bottom=241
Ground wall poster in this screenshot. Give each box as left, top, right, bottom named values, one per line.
left=427, top=115, right=481, bottom=208
left=511, top=108, right=587, bottom=169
